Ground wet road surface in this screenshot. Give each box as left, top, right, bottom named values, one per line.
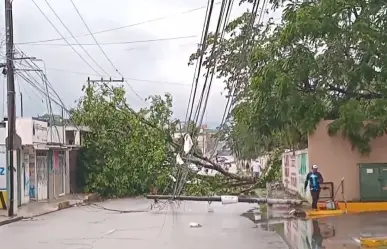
left=0, top=198, right=288, bottom=249
left=270, top=212, right=387, bottom=249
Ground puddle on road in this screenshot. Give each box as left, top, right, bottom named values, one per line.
left=263, top=218, right=362, bottom=249
left=241, top=206, right=362, bottom=249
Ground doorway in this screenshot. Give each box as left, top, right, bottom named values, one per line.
left=359, top=163, right=387, bottom=201
left=36, top=150, right=48, bottom=201
left=29, top=152, right=36, bottom=200
left=53, top=150, right=65, bottom=196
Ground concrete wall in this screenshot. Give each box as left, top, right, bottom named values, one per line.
left=0, top=118, right=61, bottom=147
left=281, top=120, right=387, bottom=202
left=308, top=120, right=387, bottom=201
left=0, top=118, right=35, bottom=145
left=282, top=149, right=312, bottom=202
left=0, top=118, right=85, bottom=148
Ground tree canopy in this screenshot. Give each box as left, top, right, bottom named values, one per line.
left=190, top=0, right=387, bottom=158
left=71, top=82, right=266, bottom=197
left=72, top=82, right=176, bottom=196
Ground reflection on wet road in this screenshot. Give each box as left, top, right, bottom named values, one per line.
left=2, top=197, right=386, bottom=249
left=0, top=198, right=288, bottom=249
left=268, top=212, right=387, bottom=249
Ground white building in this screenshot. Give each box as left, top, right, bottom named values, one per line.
left=0, top=117, right=86, bottom=212
left=173, top=127, right=216, bottom=156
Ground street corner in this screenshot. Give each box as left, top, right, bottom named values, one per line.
left=57, top=200, right=71, bottom=210
left=0, top=216, right=23, bottom=226
left=360, top=236, right=387, bottom=248
left=82, top=193, right=102, bottom=205
left=305, top=209, right=345, bottom=219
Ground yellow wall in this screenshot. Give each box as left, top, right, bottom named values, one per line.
left=0, top=191, right=7, bottom=209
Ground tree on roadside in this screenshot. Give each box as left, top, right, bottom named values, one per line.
left=190, top=0, right=387, bottom=158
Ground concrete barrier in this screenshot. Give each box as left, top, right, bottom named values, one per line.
left=57, top=201, right=71, bottom=210
left=83, top=193, right=101, bottom=205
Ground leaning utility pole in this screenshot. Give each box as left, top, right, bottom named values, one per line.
left=146, top=195, right=304, bottom=205
left=5, top=0, right=15, bottom=217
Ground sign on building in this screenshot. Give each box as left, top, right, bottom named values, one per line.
left=0, top=145, right=6, bottom=190
left=32, top=121, right=48, bottom=143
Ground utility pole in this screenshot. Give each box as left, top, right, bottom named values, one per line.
left=87, top=77, right=125, bottom=84
left=20, top=92, right=23, bottom=117
left=5, top=0, right=15, bottom=217
left=146, top=195, right=303, bottom=205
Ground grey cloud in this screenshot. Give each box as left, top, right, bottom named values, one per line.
left=0, top=0, right=233, bottom=128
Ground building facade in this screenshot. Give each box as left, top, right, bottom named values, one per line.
left=282, top=120, right=387, bottom=202
left=0, top=117, right=85, bottom=211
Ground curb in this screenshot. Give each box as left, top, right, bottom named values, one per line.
left=0, top=216, right=23, bottom=226
left=0, top=193, right=102, bottom=226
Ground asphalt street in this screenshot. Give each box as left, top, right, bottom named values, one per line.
left=0, top=198, right=288, bottom=249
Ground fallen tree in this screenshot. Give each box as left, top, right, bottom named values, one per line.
left=71, top=82, right=281, bottom=197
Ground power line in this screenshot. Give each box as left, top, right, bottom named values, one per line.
left=16, top=2, right=221, bottom=45
left=185, top=0, right=217, bottom=127
left=193, top=0, right=233, bottom=130
left=68, top=0, right=142, bottom=100
left=45, top=67, right=191, bottom=86
left=30, top=0, right=102, bottom=76
left=41, top=0, right=110, bottom=76
left=210, top=0, right=268, bottom=158
left=69, top=0, right=118, bottom=74
left=15, top=48, right=72, bottom=111
left=16, top=35, right=198, bottom=46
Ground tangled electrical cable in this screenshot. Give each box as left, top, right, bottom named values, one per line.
left=170, top=0, right=235, bottom=201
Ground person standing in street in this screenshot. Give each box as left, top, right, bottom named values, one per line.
left=304, top=164, right=324, bottom=210
left=252, top=160, right=261, bottom=181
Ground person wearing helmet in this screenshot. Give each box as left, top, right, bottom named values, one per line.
left=304, top=164, right=324, bottom=210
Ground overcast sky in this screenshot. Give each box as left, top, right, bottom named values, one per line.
left=0, top=0, right=277, bottom=128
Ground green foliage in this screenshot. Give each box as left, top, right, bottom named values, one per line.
left=184, top=174, right=252, bottom=196
left=190, top=0, right=387, bottom=157
left=72, top=82, right=176, bottom=197
left=184, top=150, right=282, bottom=195
left=259, top=149, right=283, bottom=187
left=75, top=147, right=90, bottom=192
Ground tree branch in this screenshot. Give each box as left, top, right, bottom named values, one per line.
left=185, top=153, right=254, bottom=183
left=326, top=84, right=385, bottom=100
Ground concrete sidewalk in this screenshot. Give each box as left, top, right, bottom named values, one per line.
left=0, top=193, right=101, bottom=226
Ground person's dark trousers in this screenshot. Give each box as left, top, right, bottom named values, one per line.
left=311, top=189, right=320, bottom=209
